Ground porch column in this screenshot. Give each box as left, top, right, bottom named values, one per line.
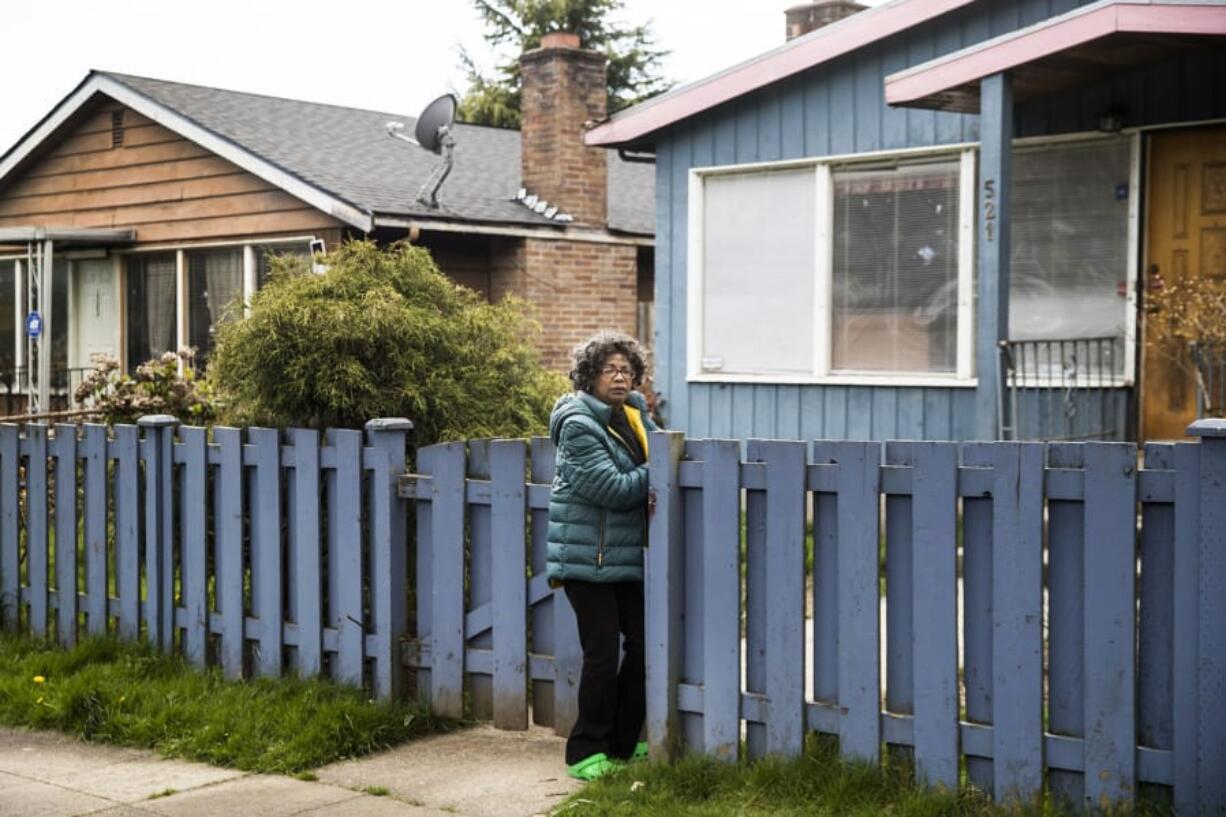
left=975, top=72, right=1012, bottom=440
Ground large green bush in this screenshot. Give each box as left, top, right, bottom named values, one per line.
left=208, top=240, right=567, bottom=443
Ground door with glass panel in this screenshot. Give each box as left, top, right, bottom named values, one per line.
left=1142, top=125, right=1226, bottom=440
left=72, top=259, right=119, bottom=375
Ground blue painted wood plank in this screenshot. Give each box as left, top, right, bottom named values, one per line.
left=853, top=54, right=882, bottom=153
left=414, top=444, right=438, bottom=705
left=871, top=389, right=897, bottom=441
left=250, top=427, right=282, bottom=677
left=53, top=425, right=77, bottom=647
left=682, top=441, right=705, bottom=751
left=712, top=112, right=736, bottom=167
left=654, top=141, right=675, bottom=403
left=780, top=80, right=805, bottom=160
left=179, top=427, right=208, bottom=667
left=732, top=386, right=755, bottom=443
left=467, top=440, right=495, bottom=719
left=1171, top=441, right=1200, bottom=812
left=710, top=385, right=733, bottom=439
left=214, top=427, right=245, bottom=680
left=758, top=88, right=782, bottom=162
left=430, top=441, right=467, bottom=718
left=803, top=77, right=831, bottom=158
left=831, top=440, right=882, bottom=762
left=327, top=429, right=363, bottom=687
left=810, top=444, right=839, bottom=711
left=911, top=442, right=959, bottom=789
left=293, top=429, right=322, bottom=677
left=26, top=426, right=49, bottom=638
left=1046, top=443, right=1085, bottom=805
left=923, top=390, right=952, bottom=442
left=1192, top=430, right=1226, bottom=809
left=1082, top=442, right=1137, bottom=805
left=991, top=443, right=1045, bottom=803
left=699, top=440, right=741, bottom=760
left=0, top=425, right=17, bottom=630
left=113, top=425, right=140, bottom=641
left=82, top=425, right=107, bottom=636
left=491, top=439, right=528, bottom=730
left=528, top=438, right=555, bottom=727
left=883, top=445, right=914, bottom=735
left=799, top=388, right=824, bottom=443
left=906, top=34, right=937, bottom=147
left=847, top=389, right=872, bottom=441
left=961, top=439, right=996, bottom=794
left=744, top=441, right=769, bottom=758
left=824, top=387, right=848, bottom=440
left=830, top=64, right=856, bottom=155
left=776, top=386, right=801, bottom=441
left=689, top=382, right=711, bottom=438
left=647, top=431, right=687, bottom=759
left=882, top=40, right=909, bottom=151
left=366, top=419, right=411, bottom=700
left=1138, top=444, right=1174, bottom=752
left=734, top=99, right=758, bottom=164
left=896, top=389, right=925, bottom=441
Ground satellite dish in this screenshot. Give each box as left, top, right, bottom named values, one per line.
left=385, top=93, right=459, bottom=208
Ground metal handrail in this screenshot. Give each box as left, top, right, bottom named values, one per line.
left=999, top=336, right=1126, bottom=441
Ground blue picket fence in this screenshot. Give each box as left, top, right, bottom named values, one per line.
left=2, top=416, right=1224, bottom=813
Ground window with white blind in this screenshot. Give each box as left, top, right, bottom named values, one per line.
left=689, top=148, right=976, bottom=384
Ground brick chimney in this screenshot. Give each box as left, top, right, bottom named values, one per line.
left=785, top=0, right=867, bottom=40
left=520, top=31, right=608, bottom=227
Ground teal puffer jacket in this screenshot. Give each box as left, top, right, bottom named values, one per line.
left=546, top=390, right=657, bottom=583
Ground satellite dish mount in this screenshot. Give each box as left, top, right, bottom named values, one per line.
left=386, top=93, right=458, bottom=209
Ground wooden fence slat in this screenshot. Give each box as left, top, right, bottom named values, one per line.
left=646, top=430, right=685, bottom=759
left=366, top=419, right=411, bottom=700
left=760, top=439, right=806, bottom=757
left=682, top=440, right=705, bottom=752
left=214, top=427, right=244, bottom=679
left=327, top=428, right=363, bottom=686
left=960, top=442, right=994, bottom=794
left=414, top=444, right=438, bottom=704
left=82, top=424, right=107, bottom=636
left=1082, top=443, right=1137, bottom=805
left=744, top=442, right=769, bottom=759
left=113, top=425, right=140, bottom=640
left=911, top=442, right=958, bottom=789
left=293, top=429, right=322, bottom=677
left=811, top=465, right=838, bottom=711
left=179, top=427, right=208, bottom=667
left=1171, top=441, right=1200, bottom=812
left=1138, top=444, right=1174, bottom=758
left=430, top=441, right=467, bottom=718
left=53, top=425, right=77, bottom=647
left=491, top=439, right=527, bottom=730
left=831, top=440, right=882, bottom=763
left=991, top=442, right=1045, bottom=803
left=250, top=427, right=282, bottom=677
left=27, top=425, right=49, bottom=638
left=0, top=425, right=17, bottom=630
left=467, top=440, right=494, bottom=719
left=700, top=440, right=741, bottom=761
left=884, top=443, right=915, bottom=759
left=1190, top=426, right=1226, bottom=809
left=1046, top=443, right=1085, bottom=806
left=528, top=438, right=555, bottom=728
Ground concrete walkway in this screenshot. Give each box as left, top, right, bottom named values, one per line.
left=0, top=724, right=581, bottom=817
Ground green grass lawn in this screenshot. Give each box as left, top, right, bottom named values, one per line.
left=0, top=632, right=446, bottom=773
left=558, top=738, right=1170, bottom=817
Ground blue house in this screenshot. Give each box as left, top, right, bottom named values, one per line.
left=588, top=0, right=1226, bottom=442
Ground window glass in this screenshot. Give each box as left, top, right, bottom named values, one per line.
left=125, top=254, right=177, bottom=369
left=1009, top=138, right=1130, bottom=344
left=701, top=169, right=816, bottom=375
left=187, top=249, right=243, bottom=363
left=832, top=159, right=960, bottom=373
left=50, top=259, right=69, bottom=389
left=256, top=243, right=311, bottom=289
left=0, top=263, right=14, bottom=374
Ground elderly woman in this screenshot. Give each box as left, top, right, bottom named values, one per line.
left=547, top=330, right=658, bottom=781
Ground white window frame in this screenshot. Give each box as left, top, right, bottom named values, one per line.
left=688, top=143, right=978, bottom=387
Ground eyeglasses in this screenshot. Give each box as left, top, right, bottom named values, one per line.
left=599, top=365, right=634, bottom=380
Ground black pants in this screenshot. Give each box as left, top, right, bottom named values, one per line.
left=563, top=580, right=645, bottom=764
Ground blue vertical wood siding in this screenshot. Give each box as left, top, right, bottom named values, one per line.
left=650, top=0, right=1226, bottom=442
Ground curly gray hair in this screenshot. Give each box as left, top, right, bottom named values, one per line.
left=568, top=330, right=648, bottom=393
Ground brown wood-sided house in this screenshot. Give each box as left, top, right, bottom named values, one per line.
left=0, top=32, right=653, bottom=414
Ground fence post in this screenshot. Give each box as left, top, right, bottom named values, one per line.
left=1187, top=419, right=1226, bottom=812
left=138, top=415, right=178, bottom=651
left=646, top=430, right=685, bottom=760
left=365, top=417, right=413, bottom=700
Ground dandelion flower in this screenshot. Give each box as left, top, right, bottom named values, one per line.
left=32, top=676, right=45, bottom=684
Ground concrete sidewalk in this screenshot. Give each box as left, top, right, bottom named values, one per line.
left=0, top=724, right=582, bottom=817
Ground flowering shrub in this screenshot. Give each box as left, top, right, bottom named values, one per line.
left=74, top=349, right=219, bottom=426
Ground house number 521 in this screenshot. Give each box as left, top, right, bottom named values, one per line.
left=983, top=179, right=996, bottom=242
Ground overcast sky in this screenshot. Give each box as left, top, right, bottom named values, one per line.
left=0, top=0, right=887, bottom=155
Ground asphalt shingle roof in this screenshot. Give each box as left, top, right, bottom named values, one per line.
left=103, top=72, right=654, bottom=236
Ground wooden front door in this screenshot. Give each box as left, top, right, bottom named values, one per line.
left=1142, top=125, right=1226, bottom=441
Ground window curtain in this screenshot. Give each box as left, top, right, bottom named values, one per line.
left=144, top=257, right=177, bottom=361
left=188, top=249, right=242, bottom=361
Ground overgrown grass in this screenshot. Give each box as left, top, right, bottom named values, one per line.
left=0, top=632, right=446, bottom=773
left=559, top=737, right=1172, bottom=817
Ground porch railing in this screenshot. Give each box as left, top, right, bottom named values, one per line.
left=0, top=366, right=95, bottom=417
left=999, top=336, right=1128, bottom=441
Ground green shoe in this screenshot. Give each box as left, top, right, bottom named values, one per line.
left=630, top=741, right=649, bottom=762
left=567, top=752, right=621, bottom=781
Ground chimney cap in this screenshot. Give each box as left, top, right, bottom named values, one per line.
left=539, top=31, right=581, bottom=50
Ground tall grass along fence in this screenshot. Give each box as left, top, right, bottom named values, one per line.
left=2, top=417, right=1224, bottom=814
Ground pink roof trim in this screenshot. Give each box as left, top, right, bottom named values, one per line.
left=584, top=0, right=978, bottom=147
left=885, top=1, right=1226, bottom=106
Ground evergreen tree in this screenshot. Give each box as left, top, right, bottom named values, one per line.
left=457, top=0, right=671, bottom=129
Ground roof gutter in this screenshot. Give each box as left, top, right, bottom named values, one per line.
left=371, top=214, right=654, bottom=246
